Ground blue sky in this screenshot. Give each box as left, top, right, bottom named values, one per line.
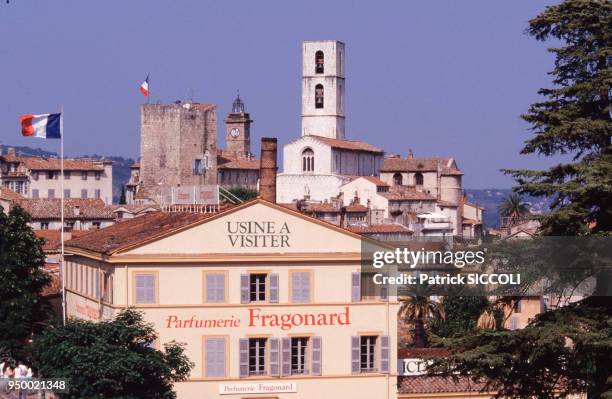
left=0, top=1, right=561, bottom=188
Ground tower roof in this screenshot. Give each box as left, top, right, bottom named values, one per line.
left=231, top=93, right=245, bottom=113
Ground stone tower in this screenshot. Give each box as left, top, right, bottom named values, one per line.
left=140, top=102, right=218, bottom=201
left=301, top=40, right=346, bottom=139
left=224, top=94, right=252, bottom=157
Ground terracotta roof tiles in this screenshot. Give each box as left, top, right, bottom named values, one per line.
left=2, top=154, right=108, bottom=171
left=294, top=135, right=383, bottom=153
left=381, top=157, right=462, bottom=176
left=347, top=224, right=412, bottom=234
left=0, top=187, right=24, bottom=201
left=13, top=198, right=115, bottom=220
left=379, top=186, right=437, bottom=201
left=398, top=375, right=488, bottom=394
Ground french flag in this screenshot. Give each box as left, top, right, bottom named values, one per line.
left=19, top=113, right=62, bottom=139
left=140, top=75, right=149, bottom=97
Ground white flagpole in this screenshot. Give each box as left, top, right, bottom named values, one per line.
left=60, top=106, right=66, bottom=325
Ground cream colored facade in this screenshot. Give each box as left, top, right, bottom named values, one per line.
left=65, top=200, right=399, bottom=399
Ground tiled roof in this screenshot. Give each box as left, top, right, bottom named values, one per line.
left=305, top=203, right=340, bottom=213
left=437, top=200, right=458, bottom=207
left=217, top=152, right=261, bottom=170
left=381, top=157, right=462, bottom=175
left=66, top=211, right=222, bottom=255
left=278, top=202, right=299, bottom=211
left=357, top=176, right=389, bottom=187
left=34, top=230, right=91, bottom=252
left=398, top=347, right=450, bottom=358
left=398, top=375, right=488, bottom=395
left=2, top=154, right=107, bottom=171
left=343, top=204, right=368, bottom=213
left=13, top=198, right=115, bottom=220
left=348, top=224, right=412, bottom=234
left=111, top=204, right=159, bottom=214
left=299, top=135, right=384, bottom=153
left=0, top=187, right=24, bottom=200
left=380, top=186, right=437, bottom=201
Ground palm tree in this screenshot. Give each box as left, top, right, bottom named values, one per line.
left=498, top=193, right=530, bottom=227
left=477, top=309, right=497, bottom=330
left=398, top=295, right=444, bottom=347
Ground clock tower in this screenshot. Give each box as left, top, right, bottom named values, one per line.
left=224, top=94, right=252, bottom=157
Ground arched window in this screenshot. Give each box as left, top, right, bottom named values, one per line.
left=393, top=173, right=403, bottom=186
left=414, top=172, right=424, bottom=186
left=315, top=84, right=324, bottom=109
left=302, top=148, right=314, bottom=172
left=315, top=51, right=324, bottom=74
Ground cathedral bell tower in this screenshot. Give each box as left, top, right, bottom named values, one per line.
left=301, top=40, right=346, bottom=140
left=225, top=94, right=252, bottom=157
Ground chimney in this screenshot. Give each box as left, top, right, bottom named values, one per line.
left=407, top=149, right=414, bottom=159
left=259, top=137, right=277, bottom=203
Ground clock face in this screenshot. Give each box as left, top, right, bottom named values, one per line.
left=230, top=128, right=240, bottom=138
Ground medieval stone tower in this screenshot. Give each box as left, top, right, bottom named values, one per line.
left=140, top=102, right=218, bottom=201
left=301, top=40, right=346, bottom=139
left=224, top=94, right=252, bottom=157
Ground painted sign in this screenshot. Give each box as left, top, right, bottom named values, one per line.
left=398, top=358, right=431, bottom=376
left=164, top=307, right=351, bottom=331
left=219, top=382, right=297, bottom=395
left=226, top=221, right=291, bottom=248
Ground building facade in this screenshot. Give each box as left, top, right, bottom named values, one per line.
left=14, top=198, right=115, bottom=231
left=140, top=102, right=218, bottom=202
left=0, top=147, right=113, bottom=205
left=65, top=199, right=399, bottom=399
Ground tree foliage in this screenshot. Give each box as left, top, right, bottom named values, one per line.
left=498, top=193, right=530, bottom=227
left=0, top=205, right=50, bottom=361
left=430, top=296, right=491, bottom=339
left=33, top=309, right=193, bottom=399
left=224, top=186, right=258, bottom=202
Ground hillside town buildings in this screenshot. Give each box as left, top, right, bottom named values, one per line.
left=0, top=147, right=113, bottom=205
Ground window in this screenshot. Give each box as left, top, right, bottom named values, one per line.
left=64, top=221, right=74, bottom=232
left=48, top=189, right=55, bottom=199
left=250, top=274, right=267, bottom=302
left=64, top=189, right=71, bottom=198
left=94, top=171, right=101, bottom=180
left=92, top=221, right=101, bottom=229
left=64, top=171, right=71, bottom=179
left=32, top=189, right=39, bottom=199
left=205, top=272, right=226, bottom=303
left=514, top=299, right=522, bottom=313
left=302, top=148, right=314, bottom=172
left=193, top=159, right=205, bottom=175
left=248, top=338, right=267, bottom=376
left=360, top=336, right=377, bottom=372
left=315, top=84, right=324, bottom=108
left=135, top=273, right=157, bottom=304
left=94, top=189, right=101, bottom=199
left=290, top=271, right=311, bottom=303
left=393, top=173, right=403, bottom=186
left=40, top=222, right=49, bottom=230
left=414, top=172, right=424, bottom=186
left=47, top=171, right=54, bottom=180
left=315, top=50, right=324, bottom=74
left=81, top=189, right=88, bottom=199
left=204, top=337, right=227, bottom=378
left=81, top=171, right=88, bottom=180
left=32, top=171, right=39, bottom=180
left=291, top=337, right=309, bottom=374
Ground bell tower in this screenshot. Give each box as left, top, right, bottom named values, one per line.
left=225, top=94, right=252, bottom=157
left=301, top=40, right=346, bottom=140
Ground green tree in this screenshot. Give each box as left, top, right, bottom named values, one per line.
left=498, top=193, right=530, bottom=227
left=0, top=205, right=50, bottom=361
left=224, top=186, right=258, bottom=202
left=33, top=308, right=193, bottom=399
left=398, top=294, right=444, bottom=347
left=430, top=296, right=490, bottom=339
left=432, top=2, right=612, bottom=398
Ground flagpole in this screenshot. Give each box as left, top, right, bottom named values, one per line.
left=60, top=105, right=66, bottom=325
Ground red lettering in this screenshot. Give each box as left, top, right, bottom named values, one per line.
left=248, top=307, right=261, bottom=327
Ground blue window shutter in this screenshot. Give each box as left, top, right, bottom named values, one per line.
left=269, top=273, right=279, bottom=303
left=239, top=338, right=249, bottom=378
left=311, top=336, right=322, bottom=376
left=380, top=335, right=390, bottom=373
left=351, top=272, right=361, bottom=302
left=240, top=274, right=249, bottom=304
left=269, top=338, right=280, bottom=376
left=351, top=336, right=360, bottom=374
left=281, top=337, right=291, bottom=376
left=205, top=338, right=226, bottom=378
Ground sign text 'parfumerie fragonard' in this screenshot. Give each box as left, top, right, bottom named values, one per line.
left=226, top=221, right=291, bottom=248
left=164, top=307, right=350, bottom=331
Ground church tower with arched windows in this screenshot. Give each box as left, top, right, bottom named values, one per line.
left=301, top=40, right=345, bottom=139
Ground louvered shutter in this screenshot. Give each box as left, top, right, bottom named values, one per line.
left=351, top=272, right=361, bottom=302
left=351, top=336, right=360, bottom=374
left=269, top=338, right=280, bottom=376
left=380, top=335, right=390, bottom=373
left=281, top=337, right=291, bottom=376
left=380, top=273, right=388, bottom=301
left=269, top=273, right=279, bottom=303
left=311, top=336, right=322, bottom=376
left=239, top=338, right=249, bottom=378
left=240, top=274, right=249, bottom=304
